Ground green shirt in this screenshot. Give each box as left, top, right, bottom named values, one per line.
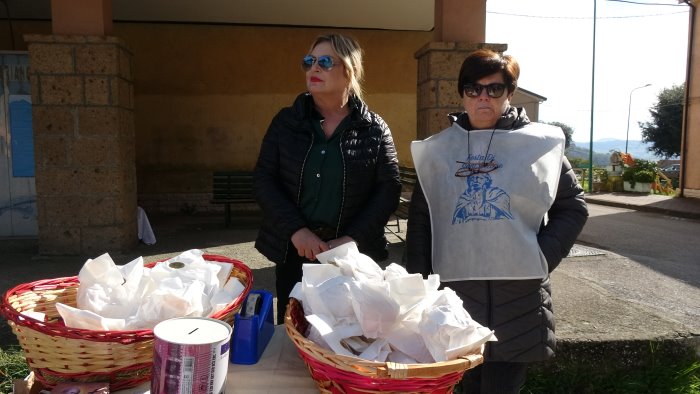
left=299, top=112, right=350, bottom=228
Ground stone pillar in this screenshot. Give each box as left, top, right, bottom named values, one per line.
left=414, top=0, right=508, bottom=139
left=415, top=42, right=507, bottom=139
left=26, top=34, right=137, bottom=255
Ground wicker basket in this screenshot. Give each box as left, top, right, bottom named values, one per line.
left=284, top=298, right=484, bottom=394
left=0, top=254, right=252, bottom=391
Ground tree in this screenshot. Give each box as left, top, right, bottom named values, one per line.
left=639, top=84, right=683, bottom=158
left=568, top=157, right=588, bottom=169
left=545, top=121, right=574, bottom=149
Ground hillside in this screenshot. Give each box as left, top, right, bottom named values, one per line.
left=568, top=139, right=666, bottom=166
left=566, top=146, right=610, bottom=166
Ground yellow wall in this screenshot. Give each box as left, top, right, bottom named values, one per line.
left=112, top=24, right=430, bottom=194
left=6, top=18, right=700, bottom=204
left=2, top=22, right=429, bottom=197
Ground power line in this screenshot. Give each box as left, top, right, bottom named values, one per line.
left=487, top=10, right=688, bottom=20
left=607, top=0, right=686, bottom=6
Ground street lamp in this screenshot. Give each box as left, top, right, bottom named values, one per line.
left=625, top=83, right=651, bottom=154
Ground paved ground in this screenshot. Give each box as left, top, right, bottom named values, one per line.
left=584, top=191, right=700, bottom=220
left=1, top=192, right=699, bottom=364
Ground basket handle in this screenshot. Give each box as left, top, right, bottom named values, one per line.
left=382, top=353, right=483, bottom=379
left=385, top=362, right=409, bottom=379
left=459, top=353, right=484, bottom=368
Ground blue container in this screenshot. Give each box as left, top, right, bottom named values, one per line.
left=230, top=289, right=275, bottom=364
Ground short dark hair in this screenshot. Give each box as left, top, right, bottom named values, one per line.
left=457, top=49, right=520, bottom=98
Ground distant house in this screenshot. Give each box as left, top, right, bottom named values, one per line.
left=511, top=87, right=547, bottom=122
left=658, top=159, right=681, bottom=169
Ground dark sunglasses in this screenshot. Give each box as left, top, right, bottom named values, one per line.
left=302, top=55, right=336, bottom=71
left=463, top=83, right=507, bottom=98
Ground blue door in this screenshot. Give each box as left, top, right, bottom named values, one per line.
left=0, top=52, right=36, bottom=237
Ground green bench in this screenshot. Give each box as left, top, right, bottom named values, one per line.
left=211, top=171, right=256, bottom=227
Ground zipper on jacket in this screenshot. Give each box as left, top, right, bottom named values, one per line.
left=334, top=119, right=374, bottom=240
left=485, top=281, right=494, bottom=356
left=282, top=129, right=315, bottom=264
left=333, top=116, right=370, bottom=238
left=335, top=129, right=347, bottom=238
left=487, top=281, right=494, bottom=328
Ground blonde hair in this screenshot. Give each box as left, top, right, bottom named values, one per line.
left=310, top=33, right=364, bottom=102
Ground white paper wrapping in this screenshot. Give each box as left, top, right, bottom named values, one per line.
left=294, top=242, right=497, bottom=363
left=57, top=249, right=245, bottom=331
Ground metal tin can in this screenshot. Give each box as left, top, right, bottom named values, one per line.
left=151, top=317, right=232, bottom=394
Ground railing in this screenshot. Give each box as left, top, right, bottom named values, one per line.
left=560, top=167, right=679, bottom=196
left=653, top=171, right=676, bottom=196
left=574, top=168, right=610, bottom=192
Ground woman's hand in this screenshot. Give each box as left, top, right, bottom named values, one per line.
left=291, top=227, right=330, bottom=260
left=326, top=236, right=355, bottom=250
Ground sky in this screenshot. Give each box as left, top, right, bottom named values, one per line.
left=485, top=0, right=690, bottom=143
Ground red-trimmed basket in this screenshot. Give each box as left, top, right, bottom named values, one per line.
left=284, top=298, right=484, bottom=394
left=0, top=254, right=252, bottom=391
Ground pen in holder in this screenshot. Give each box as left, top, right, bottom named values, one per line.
left=230, top=289, right=275, bottom=364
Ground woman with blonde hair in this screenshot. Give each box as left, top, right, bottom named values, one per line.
left=253, top=33, right=401, bottom=323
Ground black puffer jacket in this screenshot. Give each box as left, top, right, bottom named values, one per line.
left=254, top=93, right=401, bottom=263
left=406, top=108, right=588, bottom=362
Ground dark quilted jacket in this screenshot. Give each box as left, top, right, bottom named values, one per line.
left=405, top=108, right=588, bottom=362
left=254, top=93, right=401, bottom=263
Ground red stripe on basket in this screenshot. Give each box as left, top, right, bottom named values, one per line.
left=296, top=347, right=464, bottom=394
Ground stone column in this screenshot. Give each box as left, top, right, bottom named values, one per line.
left=26, top=34, right=136, bottom=255
left=413, top=0, right=508, bottom=139
left=415, top=42, right=506, bottom=139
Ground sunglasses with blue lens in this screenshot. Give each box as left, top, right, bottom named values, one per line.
left=302, top=55, right=336, bottom=71
left=463, top=83, right=507, bottom=98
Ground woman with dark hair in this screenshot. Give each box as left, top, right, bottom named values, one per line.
left=406, top=49, right=588, bottom=393
left=253, top=33, right=401, bottom=323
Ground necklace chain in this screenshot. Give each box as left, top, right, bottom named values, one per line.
left=467, top=127, right=498, bottom=166
left=454, top=127, right=500, bottom=178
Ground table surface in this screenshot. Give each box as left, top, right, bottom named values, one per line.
left=113, top=325, right=319, bottom=394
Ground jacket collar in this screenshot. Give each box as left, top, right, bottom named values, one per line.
left=293, top=92, right=370, bottom=125
left=448, top=106, right=531, bottom=131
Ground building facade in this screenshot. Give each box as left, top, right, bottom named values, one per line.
left=1, top=0, right=696, bottom=254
